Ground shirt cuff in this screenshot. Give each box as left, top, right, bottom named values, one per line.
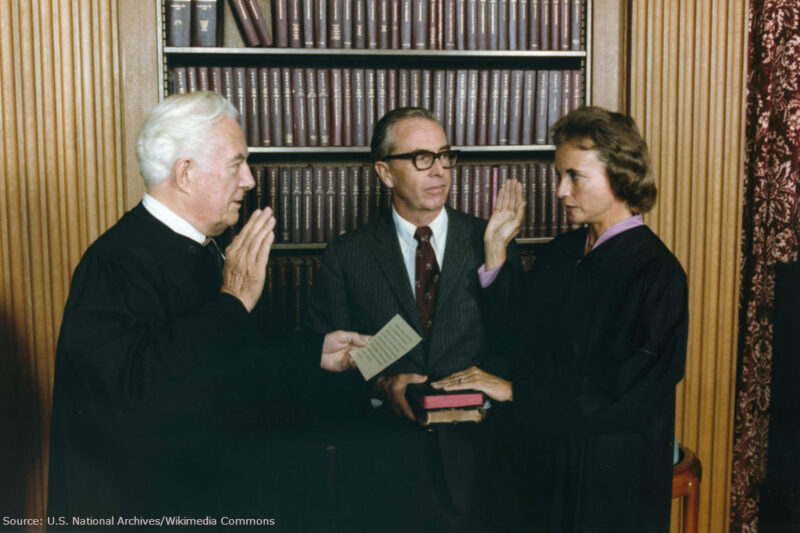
left=478, top=263, right=501, bottom=288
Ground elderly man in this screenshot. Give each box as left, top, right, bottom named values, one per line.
left=305, top=107, right=520, bottom=531
left=47, top=91, right=366, bottom=523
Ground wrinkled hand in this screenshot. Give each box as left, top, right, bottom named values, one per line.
left=484, top=179, right=525, bottom=270
left=374, top=373, right=428, bottom=421
left=431, top=366, right=513, bottom=402
left=320, top=330, right=371, bottom=372
left=221, top=208, right=276, bottom=312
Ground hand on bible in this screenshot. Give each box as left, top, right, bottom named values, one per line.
left=375, top=373, right=428, bottom=421
left=484, top=179, right=525, bottom=270
left=320, top=330, right=371, bottom=372
left=221, top=208, right=276, bottom=312
left=431, top=366, right=513, bottom=402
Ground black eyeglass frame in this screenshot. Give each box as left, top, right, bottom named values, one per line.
left=381, top=149, right=460, bottom=170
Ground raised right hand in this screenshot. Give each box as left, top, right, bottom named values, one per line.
left=484, top=179, right=525, bottom=270
left=221, top=208, right=276, bottom=311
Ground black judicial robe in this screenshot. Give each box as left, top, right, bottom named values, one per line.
left=47, top=204, right=284, bottom=523
left=490, top=225, right=688, bottom=533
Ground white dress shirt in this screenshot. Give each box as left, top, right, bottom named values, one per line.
left=392, top=206, right=448, bottom=296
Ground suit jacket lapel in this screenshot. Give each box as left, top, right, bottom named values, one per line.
left=372, top=214, right=423, bottom=332
left=436, top=209, right=473, bottom=311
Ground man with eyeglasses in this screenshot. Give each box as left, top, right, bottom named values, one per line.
left=305, top=107, right=520, bottom=531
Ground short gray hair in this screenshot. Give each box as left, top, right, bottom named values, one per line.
left=135, top=91, right=239, bottom=187
left=370, top=107, right=440, bottom=163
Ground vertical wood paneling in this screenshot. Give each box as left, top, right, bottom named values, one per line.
left=628, top=1, right=748, bottom=532
left=0, top=0, right=124, bottom=521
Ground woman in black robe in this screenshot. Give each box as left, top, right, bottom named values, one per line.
left=433, top=106, right=688, bottom=532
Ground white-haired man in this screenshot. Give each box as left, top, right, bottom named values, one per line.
left=47, top=92, right=366, bottom=524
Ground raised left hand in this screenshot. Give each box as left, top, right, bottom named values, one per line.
left=431, top=366, right=513, bottom=402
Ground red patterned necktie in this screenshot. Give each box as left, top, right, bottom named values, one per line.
left=414, top=226, right=440, bottom=337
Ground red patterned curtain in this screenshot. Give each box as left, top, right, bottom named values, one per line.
left=731, top=1, right=800, bottom=531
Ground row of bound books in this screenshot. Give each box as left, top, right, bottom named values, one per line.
left=238, top=161, right=568, bottom=245
left=172, top=66, right=582, bottom=147
left=257, top=255, right=321, bottom=333
left=166, top=0, right=273, bottom=47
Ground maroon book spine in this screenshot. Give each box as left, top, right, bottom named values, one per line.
left=437, top=0, right=444, bottom=49
left=324, top=167, right=336, bottom=240
left=342, top=69, right=353, bottom=145
left=474, top=165, right=484, bottom=218
left=454, top=69, right=468, bottom=145
left=432, top=70, right=445, bottom=125
left=409, top=69, right=421, bottom=108
left=376, top=69, right=388, bottom=121
left=313, top=167, right=325, bottom=242
left=230, top=0, right=261, bottom=46
left=526, top=163, right=536, bottom=237
left=421, top=69, right=432, bottom=110
left=487, top=69, right=501, bottom=145
left=279, top=167, right=292, bottom=241
left=549, top=163, right=560, bottom=235
left=387, top=69, right=398, bottom=111
left=448, top=165, right=459, bottom=209
left=173, top=67, right=188, bottom=94
left=252, top=164, right=264, bottom=211
left=507, top=0, right=517, bottom=49
left=354, top=0, right=367, bottom=48
left=192, top=0, right=219, bottom=46
left=456, top=0, right=466, bottom=50
left=258, top=68, right=271, bottom=146
left=350, top=166, right=361, bottom=230
left=534, top=69, right=548, bottom=144
left=398, top=68, right=410, bottom=108
left=367, top=0, right=379, bottom=48
left=477, top=0, right=488, bottom=49
left=464, top=70, right=478, bottom=146
left=303, top=0, right=315, bottom=47
left=400, top=0, right=412, bottom=49
left=292, top=67, right=308, bottom=146
left=317, top=69, right=331, bottom=146
left=572, top=69, right=582, bottom=111
left=246, top=67, right=260, bottom=146
left=306, top=68, right=319, bottom=146
left=288, top=0, right=303, bottom=47
left=210, top=67, right=222, bottom=93
left=521, top=70, right=536, bottom=144
left=390, top=0, right=401, bottom=48
left=233, top=67, right=248, bottom=133
left=291, top=167, right=303, bottom=242
left=328, top=0, right=343, bottom=47
left=508, top=69, right=523, bottom=144
left=187, top=66, right=199, bottom=93
left=222, top=67, right=234, bottom=102
left=460, top=165, right=472, bottom=214
left=268, top=68, right=283, bottom=146
left=166, top=0, right=191, bottom=47
left=268, top=167, right=279, bottom=212
left=378, top=0, right=390, bottom=47
left=498, top=69, right=512, bottom=144
left=330, top=69, right=343, bottom=146
left=550, top=0, right=560, bottom=51
left=360, top=164, right=373, bottom=225
left=281, top=68, right=295, bottom=145
left=444, top=0, right=456, bottom=49
left=365, top=69, right=377, bottom=143
left=546, top=70, right=561, bottom=142
left=517, top=0, right=527, bottom=49
left=273, top=0, right=289, bottom=46
left=540, top=0, right=550, bottom=50
left=488, top=0, right=499, bottom=50
left=352, top=68, right=366, bottom=146
left=444, top=70, right=456, bottom=142
left=343, top=0, right=353, bottom=47
left=428, top=0, right=438, bottom=49
left=476, top=69, right=490, bottom=144
left=197, top=66, right=210, bottom=90
left=302, top=166, right=313, bottom=242
left=538, top=162, right=550, bottom=236
left=516, top=164, right=530, bottom=237
left=246, top=0, right=273, bottom=45
left=337, top=167, right=349, bottom=234
left=412, top=0, right=426, bottom=49
left=561, top=67, right=571, bottom=115
left=570, top=0, right=581, bottom=50
left=529, top=0, right=540, bottom=49
left=316, top=0, right=328, bottom=46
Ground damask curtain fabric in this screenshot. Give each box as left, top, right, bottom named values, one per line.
left=731, top=2, right=800, bottom=531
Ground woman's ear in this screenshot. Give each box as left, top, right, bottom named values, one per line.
left=373, top=160, right=395, bottom=189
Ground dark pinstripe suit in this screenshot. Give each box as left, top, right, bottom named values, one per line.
left=306, top=206, right=517, bottom=530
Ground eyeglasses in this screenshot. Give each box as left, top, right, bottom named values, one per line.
left=382, top=149, right=460, bottom=170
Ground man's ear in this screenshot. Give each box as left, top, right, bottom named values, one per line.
left=373, top=161, right=394, bottom=189
left=173, top=158, right=193, bottom=192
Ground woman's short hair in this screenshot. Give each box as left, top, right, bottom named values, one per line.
left=136, top=91, right=239, bottom=188
left=370, top=107, right=441, bottom=163
left=551, top=106, right=656, bottom=213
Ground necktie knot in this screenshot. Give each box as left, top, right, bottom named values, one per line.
left=414, top=225, right=433, bottom=243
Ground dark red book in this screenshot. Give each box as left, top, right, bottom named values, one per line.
left=387, top=69, right=398, bottom=112
left=487, top=69, right=501, bottom=145
left=412, top=0, right=426, bottom=49
left=476, top=0, right=488, bottom=49
left=187, top=66, right=199, bottom=92
left=530, top=0, right=541, bottom=49
left=192, top=0, right=220, bottom=46
left=560, top=0, right=569, bottom=50
left=354, top=0, right=367, bottom=48
left=324, top=167, right=337, bottom=241
left=550, top=0, right=559, bottom=51
left=539, top=0, right=549, bottom=50
left=464, top=70, right=478, bottom=145
left=197, top=66, right=210, bottom=90
left=328, top=0, right=343, bottom=47
left=343, top=0, right=353, bottom=47
left=400, top=0, right=412, bottom=49
left=288, top=0, right=302, bottom=47
left=570, top=0, right=581, bottom=50
left=292, top=67, right=308, bottom=146
left=444, top=70, right=456, bottom=142
left=421, top=70, right=432, bottom=111
left=437, top=0, right=444, bottom=48
left=390, top=0, right=400, bottom=48
left=337, top=167, right=349, bottom=234
left=342, top=69, right=353, bottom=145
left=507, top=0, right=516, bottom=49
left=378, top=0, right=390, bottom=47
left=515, top=164, right=531, bottom=237
left=268, top=167, right=279, bottom=212
left=273, top=0, right=289, bottom=47
left=316, top=0, right=328, bottom=46
left=291, top=167, right=303, bottom=242
left=366, top=0, right=378, bottom=48
left=508, top=69, right=523, bottom=144
left=474, top=165, right=485, bottom=218
left=428, top=0, right=438, bottom=49
left=409, top=69, right=422, bottom=108
left=360, top=164, right=372, bottom=226
left=376, top=69, right=388, bottom=121
left=517, top=0, right=528, bottom=49
left=166, top=0, right=191, bottom=47
left=365, top=69, right=377, bottom=143
left=548, top=163, right=560, bottom=235
left=246, top=67, right=259, bottom=146
left=281, top=68, right=295, bottom=145
left=538, top=161, right=550, bottom=236
left=408, top=384, right=485, bottom=410
left=476, top=69, right=490, bottom=144
left=303, top=0, right=315, bottom=47
left=561, top=67, right=571, bottom=116
left=229, top=0, right=261, bottom=46
left=313, top=167, right=325, bottom=242
left=525, top=163, right=536, bottom=237
left=302, top=166, right=313, bottom=242
left=488, top=0, right=499, bottom=50
left=258, top=68, right=272, bottom=147
left=534, top=69, right=548, bottom=144
left=460, top=165, right=472, bottom=215
left=233, top=67, right=248, bottom=133
left=246, top=0, right=273, bottom=45
left=317, top=69, right=331, bottom=146
left=350, top=166, right=361, bottom=230
left=222, top=67, right=234, bottom=102
left=398, top=68, right=410, bottom=108
left=444, top=0, right=456, bottom=49
left=456, top=0, right=466, bottom=49
left=306, top=68, right=319, bottom=146
left=432, top=70, right=445, bottom=125
left=269, top=68, right=284, bottom=146
left=546, top=70, right=562, bottom=142
left=173, top=67, right=188, bottom=94
left=210, top=67, right=222, bottom=93
left=521, top=70, right=536, bottom=144
left=330, top=69, right=343, bottom=146
left=352, top=68, right=366, bottom=146
left=454, top=69, right=468, bottom=145
left=449, top=165, right=459, bottom=209
left=252, top=164, right=265, bottom=211
left=279, top=167, right=292, bottom=241
left=572, top=69, right=582, bottom=111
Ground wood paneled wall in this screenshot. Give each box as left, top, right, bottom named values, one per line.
left=628, top=1, right=748, bottom=532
